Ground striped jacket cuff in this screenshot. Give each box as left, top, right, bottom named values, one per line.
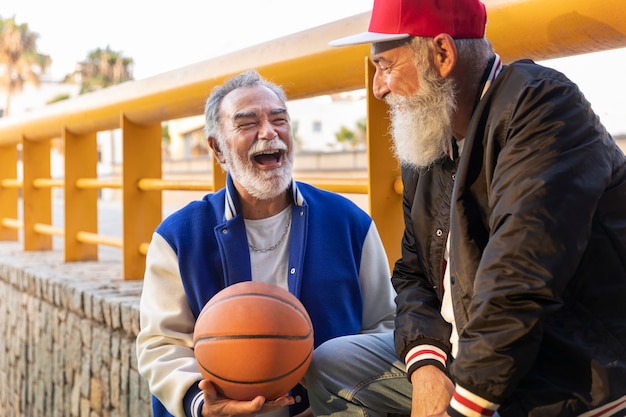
left=448, top=385, right=499, bottom=417
left=405, top=344, right=447, bottom=371
left=578, top=395, right=626, bottom=417
left=189, top=391, right=204, bottom=417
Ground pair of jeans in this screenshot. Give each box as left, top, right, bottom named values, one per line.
left=305, top=332, right=412, bottom=417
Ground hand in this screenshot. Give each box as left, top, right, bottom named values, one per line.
left=199, top=379, right=295, bottom=417
left=410, top=365, right=454, bottom=417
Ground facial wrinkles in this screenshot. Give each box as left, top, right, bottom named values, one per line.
left=386, top=57, right=457, bottom=168
left=373, top=45, right=419, bottom=99
left=222, top=135, right=293, bottom=200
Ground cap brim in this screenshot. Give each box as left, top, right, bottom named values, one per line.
left=329, top=31, right=410, bottom=47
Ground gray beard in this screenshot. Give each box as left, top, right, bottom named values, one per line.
left=386, top=78, right=457, bottom=169
left=223, top=138, right=293, bottom=200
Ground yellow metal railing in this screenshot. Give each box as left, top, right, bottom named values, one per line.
left=0, top=0, right=625, bottom=279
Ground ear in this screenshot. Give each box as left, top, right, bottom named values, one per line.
left=432, top=34, right=457, bottom=78
left=208, top=136, right=225, bottom=164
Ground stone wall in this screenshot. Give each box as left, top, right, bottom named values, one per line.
left=0, top=242, right=152, bottom=417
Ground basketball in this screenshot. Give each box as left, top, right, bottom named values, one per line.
left=193, top=281, right=314, bottom=401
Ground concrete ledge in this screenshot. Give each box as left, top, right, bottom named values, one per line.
left=0, top=241, right=151, bottom=417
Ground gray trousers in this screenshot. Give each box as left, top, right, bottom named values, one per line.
left=305, top=332, right=413, bottom=417
left=305, top=332, right=507, bottom=417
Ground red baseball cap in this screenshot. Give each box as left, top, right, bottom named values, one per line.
left=329, top=0, right=487, bottom=46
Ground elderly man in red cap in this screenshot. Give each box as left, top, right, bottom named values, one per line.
left=305, top=0, right=626, bottom=416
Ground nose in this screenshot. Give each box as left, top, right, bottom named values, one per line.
left=373, top=69, right=390, bottom=100
left=258, top=118, right=278, bottom=140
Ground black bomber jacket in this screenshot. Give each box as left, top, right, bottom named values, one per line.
left=392, top=59, right=626, bottom=416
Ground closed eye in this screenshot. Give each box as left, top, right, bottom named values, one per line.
left=372, top=56, right=393, bottom=73
left=236, top=121, right=258, bottom=130
left=377, top=63, right=391, bottom=72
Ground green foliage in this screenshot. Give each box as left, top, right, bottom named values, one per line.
left=356, top=118, right=366, bottom=135
left=47, top=93, right=70, bottom=104
left=335, top=118, right=366, bottom=149
left=162, top=124, right=171, bottom=144
left=79, top=45, right=134, bottom=94
left=0, top=15, right=50, bottom=116
left=292, top=123, right=303, bottom=150
left=335, top=125, right=355, bottom=144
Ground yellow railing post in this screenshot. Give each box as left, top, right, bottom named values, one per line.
left=0, top=144, right=19, bottom=241
left=122, top=115, right=162, bottom=280
left=212, top=155, right=226, bottom=191
left=64, top=128, right=98, bottom=261
left=22, top=137, right=52, bottom=250
left=365, top=58, right=403, bottom=272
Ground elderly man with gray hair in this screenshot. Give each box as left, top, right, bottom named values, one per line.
left=137, top=70, right=396, bottom=417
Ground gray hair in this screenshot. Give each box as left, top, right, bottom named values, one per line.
left=408, top=36, right=495, bottom=75
left=203, top=69, right=288, bottom=139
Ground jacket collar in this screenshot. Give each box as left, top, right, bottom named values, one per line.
left=223, top=173, right=305, bottom=221
left=480, top=53, right=503, bottom=100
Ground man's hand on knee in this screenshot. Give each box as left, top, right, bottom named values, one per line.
left=410, top=365, right=454, bottom=417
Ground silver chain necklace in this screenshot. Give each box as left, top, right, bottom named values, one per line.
left=248, top=210, right=292, bottom=253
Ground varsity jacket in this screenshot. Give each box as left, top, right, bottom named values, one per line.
left=137, top=175, right=395, bottom=417
left=393, top=58, right=626, bottom=416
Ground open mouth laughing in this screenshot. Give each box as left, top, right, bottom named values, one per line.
left=251, top=149, right=285, bottom=169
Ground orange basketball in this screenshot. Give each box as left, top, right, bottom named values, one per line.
left=193, top=281, right=314, bottom=401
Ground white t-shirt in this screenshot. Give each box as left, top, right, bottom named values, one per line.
left=441, top=138, right=464, bottom=358
left=441, top=235, right=459, bottom=358
left=244, top=206, right=291, bottom=289
left=244, top=207, right=292, bottom=417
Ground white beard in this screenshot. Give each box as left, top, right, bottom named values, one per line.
left=386, top=72, right=457, bottom=168
left=222, top=137, right=293, bottom=200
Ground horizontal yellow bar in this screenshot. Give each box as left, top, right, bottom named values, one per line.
left=1, top=218, right=23, bottom=229
left=137, top=177, right=371, bottom=194
left=303, top=180, right=368, bottom=194
left=137, top=178, right=213, bottom=191
left=33, top=178, right=64, bottom=189
left=76, top=178, right=122, bottom=189
left=76, top=231, right=123, bottom=248
left=1, top=0, right=624, bottom=146
left=1, top=179, right=22, bottom=188
left=138, top=242, right=150, bottom=256
left=487, top=0, right=626, bottom=62
left=34, top=223, right=64, bottom=236
left=393, top=177, right=403, bottom=196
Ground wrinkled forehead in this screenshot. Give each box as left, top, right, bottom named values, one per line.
left=220, top=85, right=285, bottom=118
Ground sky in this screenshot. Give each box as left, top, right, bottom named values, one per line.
left=2, top=0, right=626, bottom=135
left=1, top=0, right=372, bottom=80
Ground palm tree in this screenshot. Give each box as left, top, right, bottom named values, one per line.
left=0, top=15, right=50, bottom=117
left=77, top=45, right=134, bottom=94
left=335, top=118, right=366, bottom=149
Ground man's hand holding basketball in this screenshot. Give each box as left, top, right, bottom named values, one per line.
left=199, top=379, right=294, bottom=417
